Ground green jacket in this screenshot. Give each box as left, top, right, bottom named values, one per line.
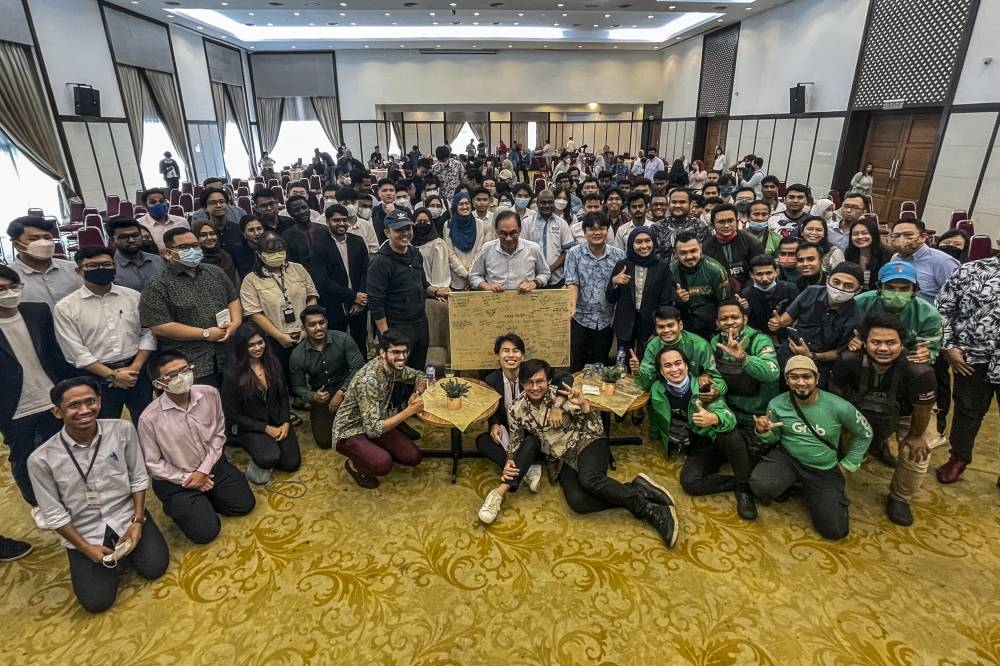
left=649, top=375, right=737, bottom=454
left=670, top=256, right=731, bottom=333
left=709, top=325, right=780, bottom=422
left=636, top=330, right=727, bottom=396
left=854, top=291, right=942, bottom=363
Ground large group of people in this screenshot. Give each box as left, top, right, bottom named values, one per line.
left=0, top=140, right=997, bottom=615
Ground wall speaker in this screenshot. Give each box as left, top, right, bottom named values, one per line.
left=73, top=86, right=101, bottom=118
left=789, top=85, right=806, bottom=114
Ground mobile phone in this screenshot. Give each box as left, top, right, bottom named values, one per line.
left=786, top=327, right=804, bottom=344
left=698, top=382, right=712, bottom=394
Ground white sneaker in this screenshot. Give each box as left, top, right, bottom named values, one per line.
left=31, top=506, right=50, bottom=531
left=525, top=464, right=542, bottom=493
left=245, top=460, right=273, bottom=485
left=478, top=489, right=504, bottom=524
left=929, top=433, right=949, bottom=449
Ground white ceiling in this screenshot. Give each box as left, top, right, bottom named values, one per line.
left=108, top=0, right=792, bottom=51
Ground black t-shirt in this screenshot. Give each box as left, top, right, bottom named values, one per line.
left=830, top=351, right=936, bottom=419
left=740, top=280, right=799, bottom=333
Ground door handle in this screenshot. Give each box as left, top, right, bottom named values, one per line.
left=889, top=158, right=900, bottom=181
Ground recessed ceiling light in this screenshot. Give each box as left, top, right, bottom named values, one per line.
left=553, top=23, right=559, bottom=26
left=309, top=22, right=315, bottom=26
left=436, top=44, right=441, bottom=47
left=513, top=21, right=518, bottom=25
left=364, top=45, right=369, bottom=48
left=604, top=14, right=611, bottom=18
left=507, top=44, right=512, bottom=48
left=593, top=24, right=599, bottom=27
left=647, top=15, right=654, bottom=19
left=562, top=13, right=567, bottom=16
left=669, top=4, right=676, bottom=8
left=339, top=12, right=345, bottom=16
left=449, top=2, right=456, bottom=6
left=384, top=12, right=390, bottom=16
left=293, top=11, right=299, bottom=15
left=291, top=45, right=297, bottom=48
left=472, top=22, right=478, bottom=25
left=517, top=12, right=524, bottom=17
left=613, top=45, right=617, bottom=48
left=429, top=12, right=435, bottom=16
left=266, top=22, right=273, bottom=26
left=543, top=45, right=548, bottom=48
left=220, top=1, right=228, bottom=5
left=248, top=12, right=254, bottom=16
left=746, top=6, right=752, bottom=9
left=472, top=44, right=477, bottom=48
left=473, top=12, right=479, bottom=16
left=250, top=46, right=256, bottom=49
left=631, top=25, right=637, bottom=28
left=350, top=21, right=355, bottom=25
left=432, top=21, right=438, bottom=25
left=197, top=26, right=204, bottom=30
left=399, top=44, right=405, bottom=48
left=557, top=3, right=564, bottom=6
left=577, top=45, right=582, bottom=48
left=717, top=18, right=724, bottom=22
left=130, top=0, right=138, bottom=4
left=392, top=22, right=397, bottom=25
left=340, top=2, right=347, bottom=6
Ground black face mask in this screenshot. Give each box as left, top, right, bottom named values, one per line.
left=939, top=245, right=963, bottom=261
left=84, top=267, right=116, bottom=286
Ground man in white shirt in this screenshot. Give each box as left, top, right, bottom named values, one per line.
left=643, top=148, right=666, bottom=181
left=471, top=186, right=495, bottom=228
left=336, top=187, right=380, bottom=254
left=520, top=190, right=576, bottom=287
left=137, top=189, right=189, bottom=250
left=469, top=211, right=551, bottom=292
left=739, top=157, right=765, bottom=198
left=54, top=246, right=157, bottom=427
left=565, top=136, right=577, bottom=152
left=28, top=377, right=168, bottom=613
left=8, top=216, right=82, bottom=308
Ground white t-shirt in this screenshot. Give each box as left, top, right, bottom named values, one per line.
left=0, top=312, right=54, bottom=419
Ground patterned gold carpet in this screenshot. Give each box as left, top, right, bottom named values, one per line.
left=1, top=408, right=999, bottom=665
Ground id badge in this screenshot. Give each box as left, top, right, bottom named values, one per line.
left=85, top=485, right=101, bottom=508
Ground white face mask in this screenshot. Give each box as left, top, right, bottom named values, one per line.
left=357, top=207, right=372, bottom=220
left=554, top=199, right=568, bottom=211
left=424, top=189, right=439, bottom=198
left=0, top=287, right=22, bottom=309
left=826, top=284, right=855, bottom=304
left=18, top=238, right=55, bottom=260
left=324, top=198, right=337, bottom=209
left=160, top=368, right=194, bottom=395
left=427, top=206, right=444, bottom=218
left=345, top=203, right=359, bottom=218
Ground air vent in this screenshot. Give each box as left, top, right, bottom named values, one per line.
left=418, top=48, right=498, bottom=55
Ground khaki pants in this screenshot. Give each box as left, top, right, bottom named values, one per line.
left=888, top=414, right=935, bottom=503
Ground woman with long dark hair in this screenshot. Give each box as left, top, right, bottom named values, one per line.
left=844, top=218, right=888, bottom=290
left=850, top=162, right=875, bottom=198
left=797, top=215, right=845, bottom=273
left=668, top=159, right=689, bottom=188
left=222, top=322, right=301, bottom=484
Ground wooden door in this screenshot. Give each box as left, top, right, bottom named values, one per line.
left=860, top=112, right=940, bottom=223
left=704, top=119, right=727, bottom=164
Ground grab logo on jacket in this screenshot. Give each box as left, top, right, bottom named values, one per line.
left=791, top=420, right=826, bottom=436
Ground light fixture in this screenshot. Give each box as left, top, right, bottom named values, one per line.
left=384, top=12, right=390, bottom=16
left=293, top=11, right=299, bottom=15
left=604, top=14, right=611, bottom=18
left=291, top=45, right=297, bottom=48
left=472, top=21, right=478, bottom=25
left=248, top=12, right=254, bottom=16
left=399, top=44, right=405, bottom=48
left=647, top=15, right=654, bottom=19
left=562, top=13, right=567, bottom=16
left=429, top=12, right=435, bottom=15
left=553, top=23, right=559, bottom=26
left=543, top=45, right=548, bottom=48
left=577, top=45, right=582, bottom=48
left=513, top=21, right=518, bottom=24
left=339, top=12, right=345, bottom=16
left=517, top=12, right=524, bottom=16
left=593, top=24, right=599, bottom=27
left=557, top=2, right=564, bottom=6
left=669, top=4, right=676, bottom=8
left=613, top=45, right=617, bottom=48
left=507, top=44, right=512, bottom=48
left=588, top=102, right=598, bottom=109
left=220, top=1, right=228, bottom=5
left=364, top=44, right=369, bottom=47
left=340, top=2, right=347, bottom=6
left=167, top=14, right=175, bottom=19
left=473, top=12, right=479, bottom=16
left=717, top=18, right=724, bottom=22
left=197, top=26, right=204, bottom=30
left=266, top=22, right=273, bottom=26
left=472, top=44, right=478, bottom=48
left=309, top=22, right=314, bottom=25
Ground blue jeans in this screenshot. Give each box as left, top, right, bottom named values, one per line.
left=1, top=409, right=62, bottom=506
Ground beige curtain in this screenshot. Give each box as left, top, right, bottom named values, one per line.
left=0, top=41, right=70, bottom=186
left=470, top=121, right=489, bottom=147
left=256, top=97, right=283, bottom=153
left=511, top=122, right=528, bottom=146
left=535, top=122, right=549, bottom=151
left=445, top=122, right=464, bottom=144
left=390, top=120, right=404, bottom=151
left=211, top=81, right=228, bottom=147
left=116, top=65, right=144, bottom=157
left=225, top=84, right=253, bottom=158
left=310, top=96, right=341, bottom=147
left=143, top=69, right=190, bottom=170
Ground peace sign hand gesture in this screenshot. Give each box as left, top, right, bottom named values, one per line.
left=716, top=330, right=746, bottom=362
left=753, top=412, right=784, bottom=434
left=557, top=382, right=585, bottom=407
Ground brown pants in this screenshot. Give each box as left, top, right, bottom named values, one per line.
left=888, top=414, right=934, bottom=503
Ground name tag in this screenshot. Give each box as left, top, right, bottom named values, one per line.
left=85, top=485, right=101, bottom=508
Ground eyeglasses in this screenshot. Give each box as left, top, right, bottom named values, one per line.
left=114, top=231, right=142, bottom=241
left=158, top=365, right=194, bottom=383
left=257, top=202, right=278, bottom=209
left=170, top=243, right=200, bottom=252
left=889, top=232, right=919, bottom=240
left=82, top=262, right=115, bottom=270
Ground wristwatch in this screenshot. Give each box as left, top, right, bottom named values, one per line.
left=130, top=513, right=146, bottom=524
left=202, top=328, right=211, bottom=339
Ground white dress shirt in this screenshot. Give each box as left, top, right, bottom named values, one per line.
left=53, top=284, right=157, bottom=368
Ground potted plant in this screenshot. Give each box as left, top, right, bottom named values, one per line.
left=599, top=366, right=624, bottom=395
left=441, top=378, right=471, bottom=410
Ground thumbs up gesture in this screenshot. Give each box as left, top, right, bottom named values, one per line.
left=847, top=328, right=864, bottom=352
left=767, top=309, right=782, bottom=332
left=675, top=283, right=691, bottom=303
left=628, top=348, right=640, bottom=373
left=612, top=266, right=631, bottom=286
left=691, top=400, right=719, bottom=427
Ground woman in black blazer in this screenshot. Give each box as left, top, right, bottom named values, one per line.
left=606, top=226, right=674, bottom=360
left=222, top=322, right=301, bottom=485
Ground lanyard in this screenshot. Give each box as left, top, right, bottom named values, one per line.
left=268, top=268, right=291, bottom=304
left=59, top=433, right=103, bottom=484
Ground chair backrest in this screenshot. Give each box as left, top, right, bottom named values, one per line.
left=118, top=201, right=135, bottom=219
left=949, top=210, right=968, bottom=229
left=134, top=206, right=147, bottom=217
left=968, top=234, right=992, bottom=260
left=169, top=189, right=181, bottom=205
left=193, top=185, right=204, bottom=201
left=267, top=179, right=279, bottom=188
left=534, top=179, right=546, bottom=194
left=898, top=210, right=917, bottom=222
left=69, top=201, right=85, bottom=222
left=237, top=196, right=253, bottom=215
left=135, top=189, right=145, bottom=205
left=27, top=208, right=44, bottom=218
left=280, top=174, right=291, bottom=186
left=84, top=214, right=103, bottom=229
left=777, top=182, right=788, bottom=198
left=309, top=174, right=322, bottom=191
left=169, top=205, right=184, bottom=217
left=270, top=186, right=284, bottom=203
left=957, top=220, right=975, bottom=237
left=237, top=186, right=250, bottom=197
left=76, top=227, right=105, bottom=247
left=83, top=207, right=98, bottom=217
left=52, top=239, right=67, bottom=259
left=106, top=194, right=121, bottom=217
left=181, top=181, right=193, bottom=194
left=179, top=193, right=195, bottom=213
left=826, top=190, right=842, bottom=208
left=900, top=200, right=917, bottom=213
left=231, top=178, right=242, bottom=189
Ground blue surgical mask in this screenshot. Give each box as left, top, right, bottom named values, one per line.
left=177, top=247, right=203, bottom=268
left=720, top=186, right=736, bottom=199
left=749, top=220, right=769, bottom=231
left=148, top=202, right=169, bottom=219
left=515, top=197, right=530, bottom=209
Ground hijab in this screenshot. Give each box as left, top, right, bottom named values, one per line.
left=626, top=226, right=660, bottom=268
left=810, top=198, right=836, bottom=221
left=449, top=191, right=478, bottom=253
left=410, top=208, right=440, bottom=247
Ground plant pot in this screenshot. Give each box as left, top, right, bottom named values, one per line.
left=447, top=397, right=463, bottom=411
left=600, top=382, right=616, bottom=396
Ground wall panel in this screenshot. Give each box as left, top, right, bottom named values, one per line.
left=786, top=118, right=818, bottom=185
left=972, top=127, right=1000, bottom=238
left=925, top=112, right=998, bottom=230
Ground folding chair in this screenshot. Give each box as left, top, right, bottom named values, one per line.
left=900, top=201, right=917, bottom=214
left=968, top=234, right=992, bottom=260
left=169, top=189, right=181, bottom=205
left=179, top=193, right=195, bottom=213
left=69, top=201, right=85, bottom=222
left=106, top=194, right=121, bottom=217
left=957, top=220, right=975, bottom=237
left=237, top=196, right=253, bottom=215
left=826, top=191, right=842, bottom=208
left=27, top=208, right=44, bottom=218
left=181, top=181, right=193, bottom=194
left=169, top=205, right=184, bottom=217
left=270, top=186, right=284, bottom=203
left=949, top=210, right=968, bottom=230
left=76, top=227, right=105, bottom=247
left=118, top=201, right=135, bottom=219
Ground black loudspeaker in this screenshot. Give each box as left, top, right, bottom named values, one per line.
left=73, top=86, right=101, bottom=117
left=789, top=85, right=806, bottom=114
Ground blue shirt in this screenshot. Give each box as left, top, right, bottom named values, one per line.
left=564, top=242, right=625, bottom=331
left=897, top=244, right=959, bottom=303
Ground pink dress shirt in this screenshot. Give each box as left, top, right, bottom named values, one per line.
left=137, top=385, right=226, bottom=485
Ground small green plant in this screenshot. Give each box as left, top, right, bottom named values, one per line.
left=599, top=366, right=624, bottom=384
left=441, top=378, right=471, bottom=399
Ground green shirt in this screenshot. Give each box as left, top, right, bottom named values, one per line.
left=759, top=391, right=873, bottom=472
left=648, top=376, right=736, bottom=454
left=670, top=256, right=731, bottom=333
left=636, top=330, right=726, bottom=396
left=289, top=331, right=365, bottom=402
left=710, top=325, right=780, bottom=421
left=853, top=291, right=942, bottom=363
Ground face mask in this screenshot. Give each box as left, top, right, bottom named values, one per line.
left=515, top=197, right=530, bottom=209
left=496, top=203, right=513, bottom=213
left=826, top=284, right=855, bottom=304
left=427, top=206, right=444, bottom=218
left=0, top=287, right=22, bottom=309
left=19, top=238, right=55, bottom=260
left=344, top=203, right=359, bottom=218
left=140, top=241, right=159, bottom=255
left=357, top=207, right=372, bottom=220
left=161, top=368, right=194, bottom=395
left=939, top=245, right=963, bottom=260
left=176, top=247, right=203, bottom=268
left=778, top=257, right=797, bottom=269
left=821, top=210, right=834, bottom=222
left=554, top=199, right=568, bottom=211
left=880, top=290, right=913, bottom=312
left=341, top=177, right=353, bottom=186
left=753, top=280, right=777, bottom=293
left=735, top=201, right=751, bottom=214
left=260, top=251, right=287, bottom=268
left=395, top=198, right=411, bottom=209
left=324, top=198, right=337, bottom=209
left=700, top=213, right=712, bottom=225
left=748, top=220, right=769, bottom=232
left=424, top=189, right=439, bottom=198
left=84, top=267, right=116, bottom=287
left=148, top=202, right=169, bottom=219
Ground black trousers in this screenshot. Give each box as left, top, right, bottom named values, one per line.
left=310, top=400, right=335, bottom=449
left=386, top=318, right=429, bottom=372
left=474, top=431, right=541, bottom=492
left=238, top=427, right=301, bottom=472
left=98, top=376, right=153, bottom=427
left=679, top=429, right=751, bottom=496
left=949, top=363, right=1000, bottom=463
left=933, top=355, right=952, bottom=434
left=749, top=446, right=849, bottom=540
left=151, top=456, right=255, bottom=544
left=66, top=512, right=169, bottom=614
left=0, top=409, right=62, bottom=506
left=558, top=439, right=644, bottom=516
left=570, top=319, right=614, bottom=372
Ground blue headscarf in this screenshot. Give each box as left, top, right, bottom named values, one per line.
left=449, top=191, right=477, bottom=253
left=626, top=226, right=659, bottom=268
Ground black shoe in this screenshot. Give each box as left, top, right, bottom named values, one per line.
left=397, top=421, right=421, bottom=440
left=885, top=495, right=913, bottom=527
left=345, top=460, right=379, bottom=489
left=640, top=503, right=678, bottom=549
left=872, top=442, right=897, bottom=468
left=0, top=536, right=32, bottom=562
left=632, top=473, right=675, bottom=507
left=735, top=485, right=758, bottom=521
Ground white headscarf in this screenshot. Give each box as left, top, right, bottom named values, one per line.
left=811, top=198, right=836, bottom=221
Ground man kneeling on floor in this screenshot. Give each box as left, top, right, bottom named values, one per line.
left=750, top=355, right=872, bottom=540
left=331, top=329, right=426, bottom=488
left=28, top=377, right=169, bottom=613
left=503, top=359, right=679, bottom=548
left=138, top=351, right=256, bottom=544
